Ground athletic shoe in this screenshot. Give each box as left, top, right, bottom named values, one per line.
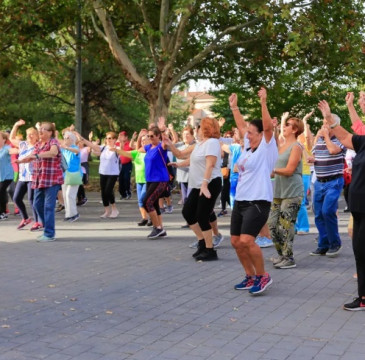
left=55, top=204, right=65, bottom=213
left=0, top=213, right=8, bottom=220
left=146, top=220, right=153, bottom=227
left=64, top=217, right=71, bottom=222
left=69, top=213, right=80, bottom=222
left=213, top=233, right=224, bottom=248
left=30, top=222, right=43, bottom=232
left=192, top=239, right=206, bottom=258
left=195, top=248, right=218, bottom=261
left=234, top=275, right=255, bottom=290
left=160, top=207, right=166, bottom=214
left=138, top=219, right=148, bottom=226
left=217, top=210, right=227, bottom=217
left=158, top=230, right=167, bottom=237
left=17, top=218, right=32, bottom=230
left=165, top=205, right=173, bottom=214
left=255, top=236, right=274, bottom=248
left=343, top=297, right=365, bottom=311
left=36, top=235, right=56, bottom=242
left=126, top=194, right=132, bottom=200
left=274, top=257, right=297, bottom=269
left=181, top=224, right=189, bottom=229
left=271, top=255, right=285, bottom=266
left=147, top=227, right=165, bottom=239
left=77, top=198, right=88, bottom=206
left=14, top=208, right=20, bottom=216
left=310, top=248, right=328, bottom=256
left=326, top=246, right=342, bottom=257
left=189, top=240, right=198, bottom=249
left=343, top=207, right=350, bottom=213
left=108, top=210, right=119, bottom=218
left=249, top=273, right=273, bottom=295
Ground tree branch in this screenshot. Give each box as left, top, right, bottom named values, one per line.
left=91, top=0, right=150, bottom=92
left=139, top=0, right=158, bottom=64
left=160, top=0, right=169, bottom=51
left=90, top=13, right=108, bottom=42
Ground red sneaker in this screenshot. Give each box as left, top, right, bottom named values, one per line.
left=17, top=218, right=32, bottom=230
left=30, top=222, right=43, bottom=232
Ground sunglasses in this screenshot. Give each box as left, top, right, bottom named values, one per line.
left=147, top=134, right=155, bottom=138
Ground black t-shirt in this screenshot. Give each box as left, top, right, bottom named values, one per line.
left=349, top=135, right=365, bottom=213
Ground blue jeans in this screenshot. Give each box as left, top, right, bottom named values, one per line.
left=34, top=185, right=59, bottom=238
left=314, top=177, right=344, bottom=250
left=295, top=174, right=310, bottom=232
left=136, top=183, right=146, bottom=208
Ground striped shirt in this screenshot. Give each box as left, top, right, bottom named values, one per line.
left=312, top=136, right=346, bottom=178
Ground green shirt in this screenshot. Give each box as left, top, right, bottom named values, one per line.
left=131, top=150, right=146, bottom=184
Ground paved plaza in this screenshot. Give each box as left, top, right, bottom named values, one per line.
left=0, top=192, right=363, bottom=360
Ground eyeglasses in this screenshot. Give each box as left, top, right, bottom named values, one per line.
left=147, top=134, right=155, bottom=138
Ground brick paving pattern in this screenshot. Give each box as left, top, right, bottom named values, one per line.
left=0, top=193, right=362, bottom=359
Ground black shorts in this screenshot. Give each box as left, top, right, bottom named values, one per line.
left=230, top=200, right=271, bottom=237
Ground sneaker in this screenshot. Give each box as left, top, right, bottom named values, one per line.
left=189, top=240, right=198, bottom=249
left=158, top=230, right=167, bottom=237
left=217, top=210, right=227, bottom=217
left=181, top=224, right=190, bottom=229
left=249, top=273, right=273, bottom=295
left=14, top=208, right=20, bottom=216
left=77, top=198, right=88, bottom=206
left=274, top=257, right=297, bottom=269
left=165, top=205, right=173, bottom=214
left=30, top=222, right=43, bottom=232
left=234, top=275, right=255, bottom=290
left=343, top=297, right=365, bottom=311
left=255, top=236, right=274, bottom=248
left=147, top=227, right=165, bottom=239
left=138, top=219, right=148, bottom=226
left=343, top=207, right=350, bottom=213
left=271, top=255, right=285, bottom=266
left=146, top=220, right=153, bottom=227
left=69, top=213, right=80, bottom=222
left=36, top=235, right=56, bottom=242
left=126, top=194, right=131, bottom=200
left=17, top=218, right=32, bottom=230
left=55, top=204, right=65, bottom=213
left=192, top=239, right=206, bottom=258
left=213, top=233, right=224, bottom=248
left=0, top=213, right=8, bottom=220
left=160, top=207, right=166, bottom=214
left=195, top=248, right=218, bottom=261
left=310, top=248, right=328, bottom=256
left=64, top=217, right=71, bottom=222
left=326, top=246, right=342, bottom=257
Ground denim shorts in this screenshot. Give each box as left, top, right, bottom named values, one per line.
left=230, top=200, right=271, bottom=237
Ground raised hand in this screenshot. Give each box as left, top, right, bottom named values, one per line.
left=345, top=92, right=354, bottom=107
left=258, top=87, right=267, bottom=102
left=271, top=117, right=278, bottom=127
left=318, top=100, right=332, bottom=119
left=218, top=117, right=226, bottom=128
left=281, top=112, right=290, bottom=123
left=303, top=110, right=314, bottom=122
left=15, top=119, right=25, bottom=127
left=158, top=116, right=166, bottom=131
left=229, top=93, right=238, bottom=108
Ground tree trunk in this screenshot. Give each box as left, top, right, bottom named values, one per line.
left=147, top=91, right=171, bottom=124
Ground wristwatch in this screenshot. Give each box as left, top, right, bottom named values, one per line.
left=330, top=122, right=338, bottom=129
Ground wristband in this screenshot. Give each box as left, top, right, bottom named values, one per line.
left=330, top=123, right=338, bottom=129
left=203, top=178, right=210, bottom=183
left=230, top=106, right=239, bottom=111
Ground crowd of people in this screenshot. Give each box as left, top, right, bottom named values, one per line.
left=1, top=88, right=365, bottom=310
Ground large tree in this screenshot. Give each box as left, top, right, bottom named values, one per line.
left=89, top=0, right=365, bottom=122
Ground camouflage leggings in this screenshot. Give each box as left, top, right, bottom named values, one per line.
left=268, top=197, right=302, bottom=259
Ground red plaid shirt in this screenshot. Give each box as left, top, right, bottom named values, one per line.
left=32, top=138, right=64, bottom=189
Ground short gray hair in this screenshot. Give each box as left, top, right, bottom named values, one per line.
left=331, top=114, right=341, bottom=126
left=64, top=131, right=77, bottom=145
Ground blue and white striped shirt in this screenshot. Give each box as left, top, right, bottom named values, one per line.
left=312, top=136, right=346, bottom=178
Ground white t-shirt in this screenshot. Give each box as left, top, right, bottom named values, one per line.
left=235, top=135, right=278, bottom=202
left=188, top=138, right=222, bottom=189
left=98, top=146, right=121, bottom=176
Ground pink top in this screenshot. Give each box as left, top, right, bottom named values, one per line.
left=351, top=120, right=365, bottom=135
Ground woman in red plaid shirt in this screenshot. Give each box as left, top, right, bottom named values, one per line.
left=18, top=122, right=63, bottom=242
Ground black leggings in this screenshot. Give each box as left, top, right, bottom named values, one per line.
left=13, top=181, right=38, bottom=221
left=182, top=177, right=222, bottom=231
left=100, top=174, right=118, bottom=206
left=352, top=212, right=365, bottom=298
left=220, top=176, right=230, bottom=211
left=0, top=180, right=12, bottom=214
left=143, top=182, right=168, bottom=215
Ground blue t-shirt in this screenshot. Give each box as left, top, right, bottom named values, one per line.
left=144, top=143, right=169, bottom=182
left=229, top=144, right=242, bottom=181
left=61, top=145, right=81, bottom=173
left=0, top=145, right=14, bottom=181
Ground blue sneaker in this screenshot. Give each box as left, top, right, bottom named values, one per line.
left=234, top=275, right=255, bottom=290
left=213, top=233, right=224, bottom=248
left=37, top=235, right=56, bottom=242
left=255, top=236, right=274, bottom=248
left=249, top=273, right=273, bottom=295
